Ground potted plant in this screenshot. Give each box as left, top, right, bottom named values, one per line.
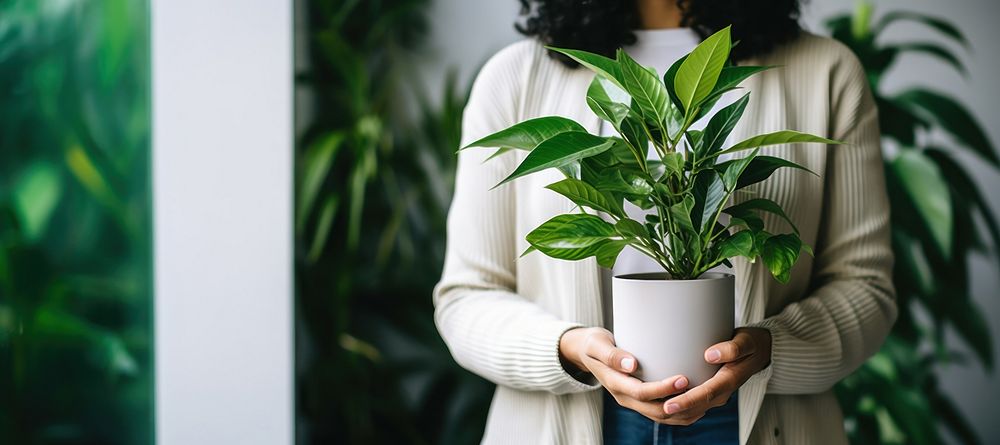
left=461, top=26, right=839, bottom=385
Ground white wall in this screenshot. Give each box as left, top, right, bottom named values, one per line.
left=152, top=1, right=293, bottom=444
left=421, top=0, right=1000, bottom=441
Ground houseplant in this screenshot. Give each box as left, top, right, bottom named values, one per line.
left=828, top=3, right=998, bottom=444
left=462, top=26, right=839, bottom=384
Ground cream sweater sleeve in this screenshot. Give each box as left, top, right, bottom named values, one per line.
left=433, top=45, right=600, bottom=395
left=750, top=51, right=897, bottom=394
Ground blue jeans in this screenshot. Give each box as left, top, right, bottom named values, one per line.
left=602, top=390, right=739, bottom=445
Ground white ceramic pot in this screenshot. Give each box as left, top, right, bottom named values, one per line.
left=611, top=272, right=735, bottom=385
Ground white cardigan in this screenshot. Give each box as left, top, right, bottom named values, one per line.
left=433, top=32, right=896, bottom=445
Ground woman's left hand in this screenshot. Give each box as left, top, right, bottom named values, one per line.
left=660, top=327, right=772, bottom=425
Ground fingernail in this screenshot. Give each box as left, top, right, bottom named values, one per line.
left=666, top=403, right=680, bottom=414
left=621, top=357, right=635, bottom=371
left=674, top=376, right=688, bottom=390
left=706, top=349, right=721, bottom=363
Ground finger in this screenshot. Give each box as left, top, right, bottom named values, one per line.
left=587, top=357, right=689, bottom=401
left=705, top=330, right=755, bottom=364
left=583, top=331, right=638, bottom=374
left=664, top=368, right=736, bottom=416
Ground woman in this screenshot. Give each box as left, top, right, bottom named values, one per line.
left=434, top=0, right=896, bottom=444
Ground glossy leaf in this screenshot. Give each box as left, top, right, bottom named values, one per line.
left=691, top=170, right=726, bottom=232
left=718, top=130, right=841, bottom=157
left=546, top=177, right=624, bottom=217
left=729, top=155, right=815, bottom=190
left=892, top=150, right=952, bottom=259
left=716, top=230, right=754, bottom=260
left=526, top=213, right=616, bottom=249
left=724, top=198, right=799, bottom=234
left=495, top=132, right=614, bottom=188
left=618, top=49, right=669, bottom=124
left=760, top=233, right=802, bottom=283
left=669, top=195, right=696, bottom=235
left=700, top=93, right=749, bottom=158
left=547, top=46, right=624, bottom=89
left=462, top=116, right=586, bottom=154
left=721, top=148, right=759, bottom=191
left=674, top=26, right=731, bottom=112
left=587, top=78, right=630, bottom=129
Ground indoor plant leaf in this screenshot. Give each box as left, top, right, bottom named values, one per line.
left=617, top=49, right=669, bottom=124
left=673, top=26, right=731, bottom=113
left=760, top=233, right=803, bottom=283
left=894, top=88, right=999, bottom=167
left=699, top=92, right=750, bottom=159
left=545, top=177, right=624, bottom=217
left=724, top=155, right=816, bottom=190
left=717, top=130, right=841, bottom=157
left=892, top=149, right=953, bottom=259
left=723, top=198, right=799, bottom=234
left=546, top=46, right=624, bottom=90
left=461, top=115, right=586, bottom=161
left=495, top=131, right=615, bottom=187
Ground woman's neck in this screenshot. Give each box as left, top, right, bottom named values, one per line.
left=636, top=0, right=683, bottom=29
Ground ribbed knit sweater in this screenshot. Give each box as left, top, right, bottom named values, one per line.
left=433, top=32, right=896, bottom=445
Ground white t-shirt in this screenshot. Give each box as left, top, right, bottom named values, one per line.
left=599, top=28, right=739, bottom=326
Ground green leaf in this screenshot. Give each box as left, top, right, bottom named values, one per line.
left=716, top=230, right=754, bottom=260
left=760, top=233, right=803, bottom=283
left=718, top=130, right=841, bottom=157
left=617, top=50, right=669, bottom=124
left=674, top=26, right=731, bottom=112
left=722, top=148, right=759, bottom=191
left=700, top=92, right=749, bottom=159
left=669, top=195, right=696, bottom=235
left=545, top=177, right=624, bottom=217
left=595, top=240, right=629, bottom=268
left=619, top=114, right=649, bottom=165
left=546, top=46, right=624, bottom=89
left=663, top=54, right=689, bottom=113
left=712, top=65, right=773, bottom=94
left=298, top=132, right=343, bottom=232
left=526, top=213, right=615, bottom=249
left=724, top=198, right=799, bottom=234
left=926, top=148, right=1000, bottom=262
left=876, top=11, right=969, bottom=48
left=727, top=155, right=816, bottom=190
left=691, top=170, right=726, bottom=232
left=525, top=214, right=623, bottom=265
left=308, top=195, right=339, bottom=263
left=587, top=78, right=630, bottom=129
left=495, top=131, right=615, bottom=188
left=892, top=150, right=953, bottom=259
left=462, top=116, right=586, bottom=153
left=12, top=162, right=62, bottom=241
left=615, top=218, right=647, bottom=238
left=895, top=88, right=999, bottom=167
left=662, top=152, right=684, bottom=179
left=593, top=168, right=653, bottom=196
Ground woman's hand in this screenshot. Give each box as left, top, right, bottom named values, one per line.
left=660, top=327, right=772, bottom=425
left=559, top=327, right=689, bottom=422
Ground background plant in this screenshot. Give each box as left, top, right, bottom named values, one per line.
left=827, top=3, right=997, bottom=444
left=0, top=0, right=153, bottom=444
left=295, top=0, right=493, bottom=443
left=465, top=27, right=834, bottom=281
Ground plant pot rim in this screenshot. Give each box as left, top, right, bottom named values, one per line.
left=613, top=272, right=734, bottom=282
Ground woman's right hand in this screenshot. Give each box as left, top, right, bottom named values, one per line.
left=559, top=327, right=689, bottom=423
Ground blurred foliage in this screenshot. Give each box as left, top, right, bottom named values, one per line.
left=294, top=0, right=492, bottom=443
left=828, top=4, right=996, bottom=445
left=0, top=0, right=152, bottom=444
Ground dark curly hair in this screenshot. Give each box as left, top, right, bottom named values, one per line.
left=516, top=0, right=803, bottom=66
